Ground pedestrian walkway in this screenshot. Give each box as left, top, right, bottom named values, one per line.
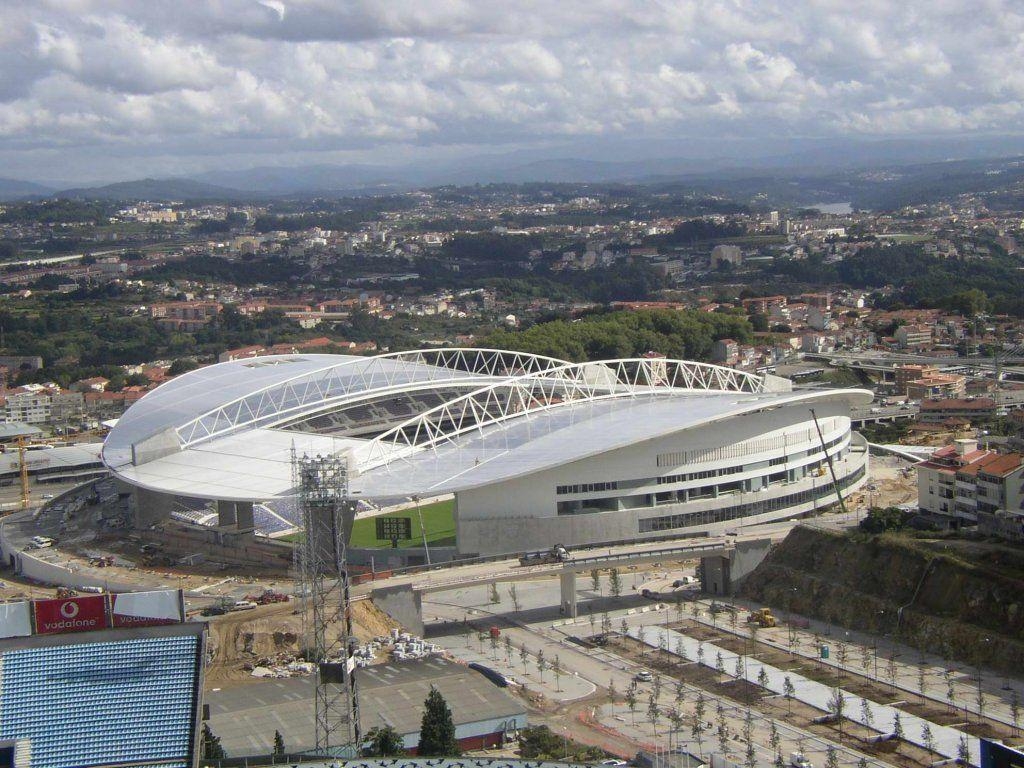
left=628, top=625, right=980, bottom=766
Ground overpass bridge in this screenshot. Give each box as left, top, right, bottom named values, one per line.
left=367, top=536, right=775, bottom=636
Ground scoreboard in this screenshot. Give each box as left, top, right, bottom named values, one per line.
left=375, top=516, right=412, bottom=545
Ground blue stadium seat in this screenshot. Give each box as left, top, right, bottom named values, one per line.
left=0, top=635, right=200, bottom=768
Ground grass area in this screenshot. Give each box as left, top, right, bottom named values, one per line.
left=280, top=498, right=456, bottom=549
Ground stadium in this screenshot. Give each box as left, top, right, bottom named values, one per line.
left=102, top=349, right=871, bottom=556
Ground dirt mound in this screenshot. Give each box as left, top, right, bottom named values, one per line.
left=740, top=525, right=1024, bottom=673
left=204, top=599, right=399, bottom=689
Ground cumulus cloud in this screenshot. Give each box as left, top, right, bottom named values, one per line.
left=0, top=0, right=1022, bottom=180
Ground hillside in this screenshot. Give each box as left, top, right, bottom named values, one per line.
left=740, top=526, right=1024, bottom=673
left=53, top=177, right=256, bottom=202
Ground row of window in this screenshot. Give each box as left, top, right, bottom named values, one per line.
left=557, top=433, right=849, bottom=498
left=556, top=481, right=618, bottom=495
left=638, top=465, right=866, bottom=533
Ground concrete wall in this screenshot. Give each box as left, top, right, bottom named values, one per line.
left=133, top=486, right=175, bottom=529
left=456, top=405, right=856, bottom=557
left=371, top=584, right=423, bottom=637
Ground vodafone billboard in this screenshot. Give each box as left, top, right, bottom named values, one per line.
left=33, top=595, right=109, bottom=635
left=110, top=590, right=184, bottom=628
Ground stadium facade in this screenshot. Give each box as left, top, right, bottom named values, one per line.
left=102, top=349, right=871, bottom=556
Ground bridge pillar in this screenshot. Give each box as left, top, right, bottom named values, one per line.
left=559, top=571, right=577, bottom=618
left=700, top=556, right=731, bottom=596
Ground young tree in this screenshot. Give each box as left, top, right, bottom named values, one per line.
left=273, top=729, right=285, bottom=758
left=691, top=693, right=707, bottom=756
left=783, top=676, right=796, bottom=716
left=589, top=608, right=596, bottom=635
left=610, top=568, right=622, bottom=598
left=659, top=630, right=669, bottom=658
left=945, top=669, right=956, bottom=711
left=463, top=619, right=473, bottom=648
left=886, top=653, right=898, bottom=690
left=758, top=666, right=770, bottom=690
left=691, top=600, right=700, bottom=620
left=675, top=678, right=687, bottom=706
left=918, top=660, right=927, bottom=696
left=1011, top=688, right=1020, bottom=735
left=734, top=654, right=745, bottom=681
left=768, top=719, right=780, bottom=753
left=676, top=637, right=687, bottom=664
left=591, top=569, right=601, bottom=593
left=536, top=649, right=547, bottom=681
left=508, top=584, right=521, bottom=612
left=609, top=678, right=618, bottom=702
left=892, top=710, right=904, bottom=744
left=825, top=745, right=839, bottom=768
left=620, top=618, right=629, bottom=638
left=836, top=642, right=848, bottom=677
left=638, top=625, right=647, bottom=654
left=957, top=735, right=970, bottom=765
left=860, top=697, right=875, bottom=730
left=716, top=651, right=726, bottom=679
left=201, top=723, right=226, bottom=760
left=601, top=611, right=612, bottom=636
left=668, top=706, right=684, bottom=737
left=716, top=714, right=730, bottom=755
left=552, top=655, right=563, bottom=691
left=675, top=594, right=684, bottom=623
left=653, top=673, right=663, bottom=701
left=626, top=686, right=638, bottom=725
left=365, top=725, right=404, bottom=757
left=418, top=686, right=461, bottom=756
left=504, top=635, right=513, bottom=664
left=489, top=583, right=500, bottom=604
left=860, top=645, right=871, bottom=673
left=519, top=643, right=529, bottom=671
left=921, top=722, right=935, bottom=754
left=729, top=609, right=738, bottom=630
left=697, top=641, right=706, bottom=666
left=976, top=671, right=987, bottom=720
left=828, top=687, right=846, bottom=741
left=648, top=694, right=661, bottom=735
left=489, top=631, right=499, bottom=660
left=749, top=623, right=760, bottom=659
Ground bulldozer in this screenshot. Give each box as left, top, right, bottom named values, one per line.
left=746, top=607, right=777, bottom=628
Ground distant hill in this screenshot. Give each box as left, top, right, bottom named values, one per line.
left=52, top=177, right=257, bottom=202
left=0, top=177, right=54, bottom=201
left=193, top=164, right=406, bottom=195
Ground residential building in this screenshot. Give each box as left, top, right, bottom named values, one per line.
left=895, top=324, right=933, bottom=349
left=918, top=438, right=1024, bottom=523
left=919, top=398, right=999, bottom=424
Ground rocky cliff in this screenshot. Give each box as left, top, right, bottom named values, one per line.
left=740, top=525, right=1024, bottom=673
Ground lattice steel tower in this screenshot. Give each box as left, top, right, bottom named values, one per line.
left=292, top=450, right=360, bottom=755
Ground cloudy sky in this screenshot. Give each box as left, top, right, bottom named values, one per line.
left=2, top=0, right=1023, bottom=184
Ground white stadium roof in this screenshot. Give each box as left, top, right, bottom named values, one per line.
left=102, top=349, right=872, bottom=502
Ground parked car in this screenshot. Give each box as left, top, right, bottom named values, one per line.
left=634, top=670, right=653, bottom=683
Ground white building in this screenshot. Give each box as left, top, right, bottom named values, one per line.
left=102, top=350, right=871, bottom=555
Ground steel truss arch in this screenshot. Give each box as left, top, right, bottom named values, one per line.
left=357, top=357, right=770, bottom=471
left=174, top=348, right=570, bottom=449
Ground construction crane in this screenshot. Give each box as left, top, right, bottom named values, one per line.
left=17, top=436, right=29, bottom=510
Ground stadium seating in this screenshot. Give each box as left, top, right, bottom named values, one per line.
left=0, top=634, right=199, bottom=768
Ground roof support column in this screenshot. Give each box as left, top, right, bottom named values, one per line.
left=560, top=570, right=577, bottom=618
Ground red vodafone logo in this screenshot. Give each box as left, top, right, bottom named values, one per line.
left=33, top=595, right=109, bottom=635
